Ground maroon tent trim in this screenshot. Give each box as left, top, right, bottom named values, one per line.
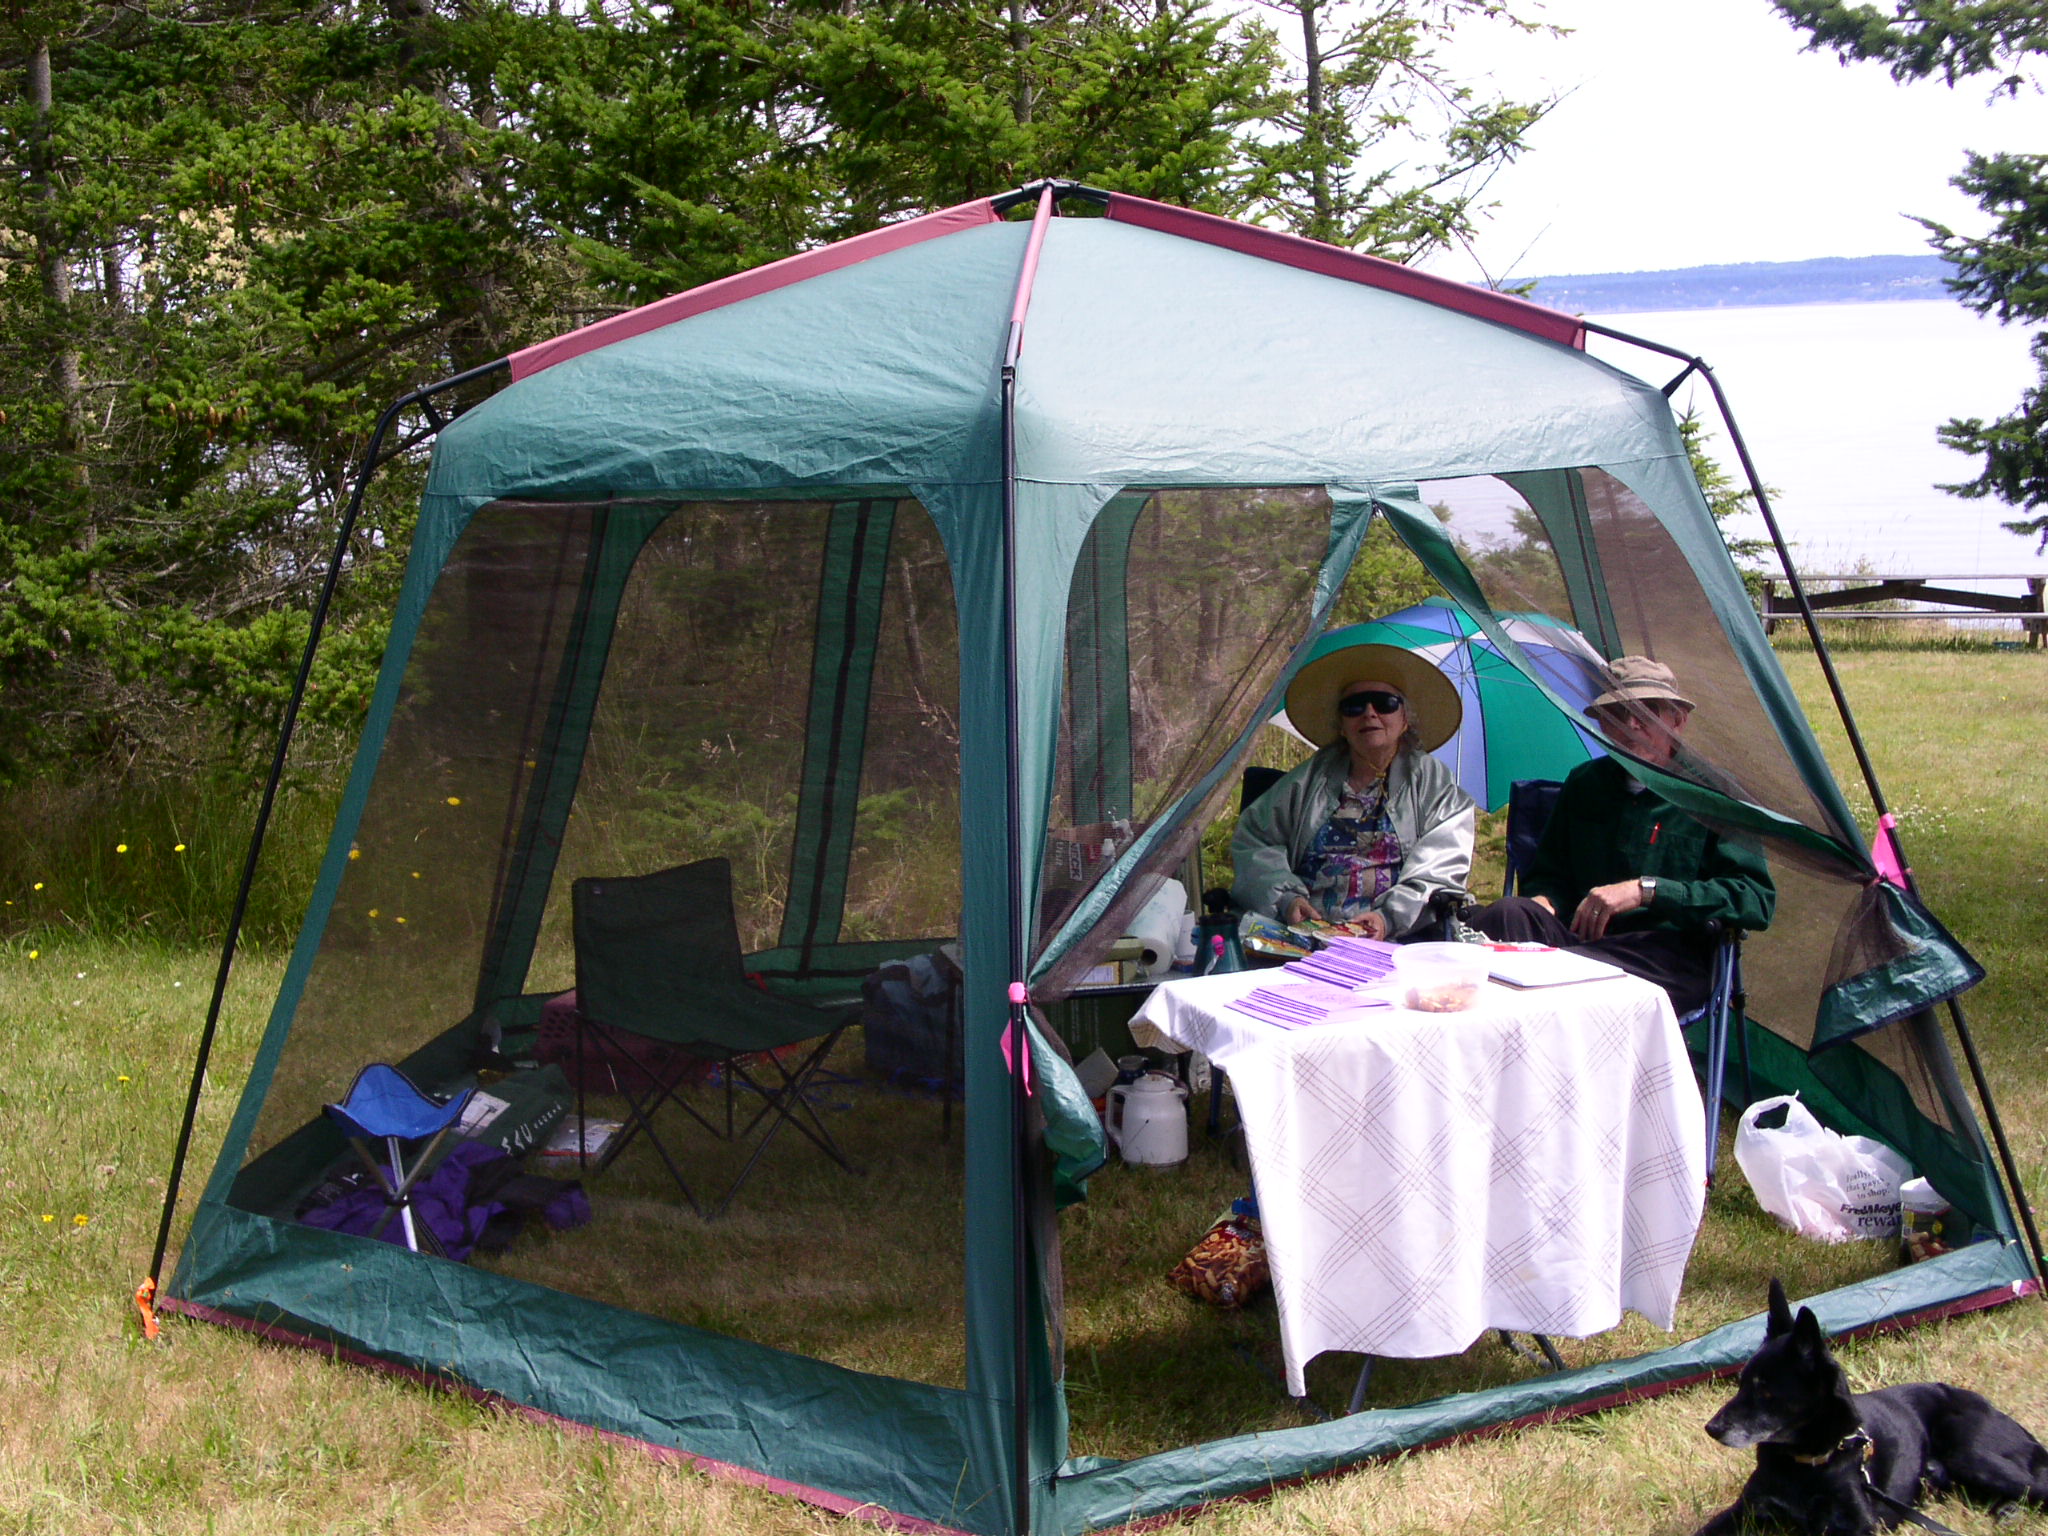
left=1103, top=192, right=1586, bottom=350
left=508, top=199, right=1002, bottom=381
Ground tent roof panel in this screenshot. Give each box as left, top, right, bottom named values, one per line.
left=429, top=212, right=1682, bottom=512
left=1014, top=220, right=1680, bottom=485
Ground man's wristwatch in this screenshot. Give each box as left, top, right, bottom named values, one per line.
left=1638, top=876, right=1659, bottom=905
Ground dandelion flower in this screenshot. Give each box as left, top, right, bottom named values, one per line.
left=368, top=908, right=380, bottom=918
left=411, top=871, right=422, bottom=879
left=174, top=843, right=186, bottom=853
left=41, top=1214, right=54, bottom=1223
left=446, top=796, right=462, bottom=807
left=395, top=916, right=408, bottom=925
left=33, top=881, right=43, bottom=890
left=74, top=1214, right=89, bottom=1227
left=115, top=843, right=128, bottom=854
left=118, top=1075, right=131, bottom=1084
left=28, top=950, right=38, bottom=961
left=348, top=848, right=360, bottom=860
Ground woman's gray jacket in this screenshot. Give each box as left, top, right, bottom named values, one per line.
left=1229, top=743, right=1477, bottom=937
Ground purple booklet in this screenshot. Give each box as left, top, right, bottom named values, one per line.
left=1229, top=977, right=1392, bottom=1029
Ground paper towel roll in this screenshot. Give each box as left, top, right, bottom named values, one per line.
left=1128, top=877, right=1189, bottom=979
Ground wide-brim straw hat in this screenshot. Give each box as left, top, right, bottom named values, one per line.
left=1283, top=635, right=1463, bottom=753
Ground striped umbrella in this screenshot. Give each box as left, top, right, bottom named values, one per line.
left=1281, top=598, right=1608, bottom=810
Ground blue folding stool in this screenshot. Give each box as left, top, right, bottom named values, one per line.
left=323, top=1064, right=474, bottom=1255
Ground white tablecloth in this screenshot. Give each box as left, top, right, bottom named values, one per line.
left=1131, top=968, right=1705, bottom=1394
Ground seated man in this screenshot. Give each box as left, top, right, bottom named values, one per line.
left=1468, top=656, right=1773, bottom=1014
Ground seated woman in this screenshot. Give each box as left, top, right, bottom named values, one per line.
left=1230, top=639, right=1475, bottom=940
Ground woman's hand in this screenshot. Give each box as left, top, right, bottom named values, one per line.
left=1282, top=896, right=1319, bottom=927
left=1358, top=910, right=1389, bottom=941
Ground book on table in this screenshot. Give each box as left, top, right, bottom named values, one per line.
left=1484, top=947, right=1626, bottom=988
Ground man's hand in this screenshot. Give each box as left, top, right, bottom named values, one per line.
left=1569, top=879, right=1645, bottom=940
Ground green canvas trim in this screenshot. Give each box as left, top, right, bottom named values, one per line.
left=1043, top=1242, right=2034, bottom=1533
left=1500, top=469, right=1623, bottom=656
left=1064, top=494, right=1146, bottom=825
left=477, top=505, right=667, bottom=1010
left=173, top=1202, right=1011, bottom=1532
left=781, top=499, right=898, bottom=960
left=1028, top=1014, right=1108, bottom=1207
left=1812, top=885, right=1986, bottom=1053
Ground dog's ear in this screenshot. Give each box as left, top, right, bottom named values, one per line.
left=1792, top=1305, right=1827, bottom=1354
left=1766, top=1277, right=1794, bottom=1337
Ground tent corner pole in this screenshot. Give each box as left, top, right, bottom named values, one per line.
left=144, top=357, right=510, bottom=1304
left=998, top=183, right=1055, bottom=1536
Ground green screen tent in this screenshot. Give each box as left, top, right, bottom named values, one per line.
left=160, top=182, right=2038, bottom=1535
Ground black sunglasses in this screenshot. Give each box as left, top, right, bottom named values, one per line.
left=1338, top=690, right=1405, bottom=717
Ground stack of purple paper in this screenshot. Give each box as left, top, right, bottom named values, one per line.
left=1281, top=934, right=1401, bottom=989
left=1229, top=978, right=1389, bottom=1028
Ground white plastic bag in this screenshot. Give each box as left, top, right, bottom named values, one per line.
left=1733, top=1095, right=1914, bottom=1243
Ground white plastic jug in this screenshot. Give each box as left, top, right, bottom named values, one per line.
left=1106, top=1071, right=1189, bottom=1166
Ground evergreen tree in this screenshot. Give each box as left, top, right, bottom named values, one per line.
left=1771, top=1, right=2048, bottom=551
left=1238, top=0, right=1553, bottom=259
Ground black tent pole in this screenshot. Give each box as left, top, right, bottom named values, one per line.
left=1584, top=320, right=2045, bottom=1279
left=143, top=358, right=509, bottom=1309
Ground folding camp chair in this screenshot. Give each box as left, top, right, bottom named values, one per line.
left=1503, top=778, right=1751, bottom=1184
left=323, top=1064, right=475, bottom=1257
left=570, top=857, right=860, bottom=1219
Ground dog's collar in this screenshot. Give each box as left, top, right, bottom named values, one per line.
left=1791, top=1429, right=1871, bottom=1467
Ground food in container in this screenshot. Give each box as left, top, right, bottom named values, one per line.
left=1394, top=942, right=1488, bottom=1012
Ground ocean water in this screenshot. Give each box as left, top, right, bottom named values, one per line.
left=1588, top=299, right=2045, bottom=586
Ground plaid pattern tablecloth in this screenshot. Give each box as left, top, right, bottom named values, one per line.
left=1131, top=969, right=1705, bottom=1394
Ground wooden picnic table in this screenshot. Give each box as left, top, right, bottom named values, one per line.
left=1759, top=573, right=2046, bottom=647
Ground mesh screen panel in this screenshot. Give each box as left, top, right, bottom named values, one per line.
left=1431, top=470, right=1956, bottom=1132
left=1036, top=487, right=1330, bottom=1000
left=242, top=497, right=970, bottom=1387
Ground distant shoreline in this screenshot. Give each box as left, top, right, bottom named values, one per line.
left=1522, top=253, right=1948, bottom=313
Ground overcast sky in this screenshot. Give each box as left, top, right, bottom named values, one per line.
left=1410, top=0, right=2042, bottom=282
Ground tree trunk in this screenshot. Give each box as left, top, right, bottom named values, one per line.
left=28, top=40, right=85, bottom=466
left=1299, top=0, right=1332, bottom=239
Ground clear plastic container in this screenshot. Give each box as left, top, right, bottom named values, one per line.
left=1395, top=942, right=1489, bottom=1013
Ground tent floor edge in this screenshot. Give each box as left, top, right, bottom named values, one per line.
left=157, top=1295, right=978, bottom=1536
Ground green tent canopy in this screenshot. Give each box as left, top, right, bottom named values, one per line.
left=164, top=184, right=2036, bottom=1534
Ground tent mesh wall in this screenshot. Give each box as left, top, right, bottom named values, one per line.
left=233, top=495, right=975, bottom=1388
left=1033, top=486, right=1335, bottom=999
left=1415, top=471, right=1991, bottom=1201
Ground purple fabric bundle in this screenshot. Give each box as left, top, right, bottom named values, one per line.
left=303, top=1140, right=590, bottom=1262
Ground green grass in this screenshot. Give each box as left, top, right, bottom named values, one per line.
left=4, top=648, right=2048, bottom=1534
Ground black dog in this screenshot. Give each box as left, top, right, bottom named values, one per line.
left=1693, top=1278, right=2048, bottom=1535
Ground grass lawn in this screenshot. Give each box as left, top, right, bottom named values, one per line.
left=3, top=647, right=2046, bottom=1535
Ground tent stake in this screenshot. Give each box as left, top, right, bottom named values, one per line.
left=1585, top=319, right=2045, bottom=1281
left=145, top=358, right=509, bottom=1299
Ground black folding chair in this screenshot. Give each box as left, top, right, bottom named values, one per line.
left=571, top=857, right=860, bottom=1218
